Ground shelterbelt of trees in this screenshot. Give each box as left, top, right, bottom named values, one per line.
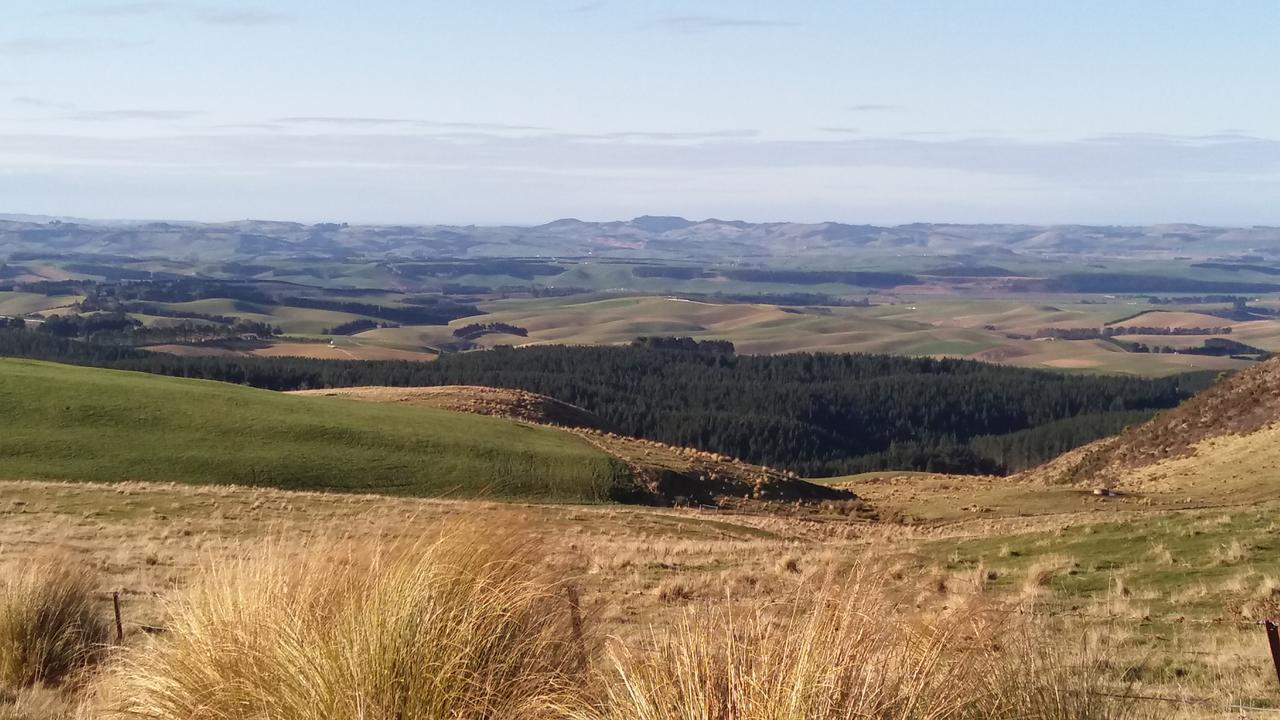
left=0, top=330, right=1213, bottom=476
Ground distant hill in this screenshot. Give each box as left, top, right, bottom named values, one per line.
left=4, top=215, right=1280, bottom=262
left=0, top=358, right=632, bottom=502
left=1023, top=357, right=1280, bottom=498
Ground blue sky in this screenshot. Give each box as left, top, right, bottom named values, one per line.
left=2, top=1, right=1279, bottom=225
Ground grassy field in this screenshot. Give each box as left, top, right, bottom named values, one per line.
left=0, top=292, right=81, bottom=317
left=0, top=359, right=629, bottom=502
left=2, top=478, right=1278, bottom=717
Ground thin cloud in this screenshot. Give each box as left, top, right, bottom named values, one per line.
left=430, top=121, right=548, bottom=131
left=74, top=2, right=170, bottom=17
left=69, top=3, right=292, bottom=26
left=651, top=15, right=798, bottom=32
left=0, top=36, right=145, bottom=56
left=212, top=122, right=287, bottom=131
left=199, top=9, right=292, bottom=26
left=567, top=129, right=759, bottom=141
left=275, top=116, right=549, bottom=131
left=68, top=109, right=202, bottom=121
left=277, top=116, right=407, bottom=127
left=819, top=127, right=860, bottom=135
left=847, top=104, right=900, bottom=112
left=12, top=96, right=76, bottom=110
left=3, top=130, right=1276, bottom=187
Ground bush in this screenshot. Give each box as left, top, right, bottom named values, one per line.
left=556, top=571, right=1133, bottom=720
left=0, top=559, right=108, bottom=692
left=92, top=527, right=583, bottom=720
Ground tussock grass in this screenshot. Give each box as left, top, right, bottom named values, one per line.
left=0, top=558, right=107, bottom=693
left=558, top=570, right=1134, bottom=720
left=92, top=525, right=584, bottom=720
left=1022, top=554, right=1077, bottom=597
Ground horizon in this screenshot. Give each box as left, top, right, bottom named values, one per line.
left=5, top=210, right=1280, bottom=232
left=3, top=1, right=1279, bottom=225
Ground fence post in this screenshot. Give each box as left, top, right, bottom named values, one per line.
left=112, top=591, right=124, bottom=643
left=1263, top=620, right=1280, bottom=687
left=566, top=584, right=588, bottom=676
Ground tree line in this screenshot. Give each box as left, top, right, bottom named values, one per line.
left=0, top=329, right=1214, bottom=476
left=1033, top=326, right=1232, bottom=340
left=36, top=313, right=280, bottom=345
left=453, top=322, right=529, bottom=340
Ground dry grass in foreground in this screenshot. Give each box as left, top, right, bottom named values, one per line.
left=77, top=527, right=1144, bottom=720
left=0, top=558, right=107, bottom=697
left=4, top=480, right=1275, bottom=718
left=559, top=572, right=1131, bottom=720
left=91, top=527, right=583, bottom=720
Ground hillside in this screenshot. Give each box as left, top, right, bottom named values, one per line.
left=294, top=385, right=615, bottom=431
left=292, top=385, right=862, bottom=512
left=0, top=358, right=631, bottom=502
left=1024, top=357, right=1280, bottom=493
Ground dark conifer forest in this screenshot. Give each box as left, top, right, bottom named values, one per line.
left=0, top=329, right=1212, bottom=476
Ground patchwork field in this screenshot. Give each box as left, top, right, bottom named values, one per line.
left=345, top=294, right=1261, bottom=375
left=6, top=278, right=1278, bottom=374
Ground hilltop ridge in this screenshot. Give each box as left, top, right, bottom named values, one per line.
left=1023, top=357, right=1280, bottom=493
left=5, top=215, right=1280, bottom=261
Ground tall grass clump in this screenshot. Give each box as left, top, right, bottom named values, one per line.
left=93, top=525, right=583, bottom=720
left=558, top=570, right=1134, bottom=720
left=0, top=558, right=107, bottom=693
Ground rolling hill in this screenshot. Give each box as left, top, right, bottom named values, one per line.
left=0, top=358, right=632, bottom=502
left=292, top=384, right=861, bottom=511
left=1023, top=356, right=1280, bottom=498
left=6, top=215, right=1280, bottom=261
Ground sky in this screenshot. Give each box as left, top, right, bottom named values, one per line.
left=1, top=0, right=1279, bottom=226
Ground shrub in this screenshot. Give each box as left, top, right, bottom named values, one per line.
left=0, top=559, right=108, bottom=692
left=556, top=571, right=1133, bottom=720
left=92, top=527, right=583, bottom=720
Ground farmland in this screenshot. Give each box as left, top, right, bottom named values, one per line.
left=0, top=358, right=630, bottom=502
left=8, top=229, right=1280, bottom=376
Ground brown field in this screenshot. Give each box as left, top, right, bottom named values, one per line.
left=1109, top=311, right=1239, bottom=330
left=145, top=341, right=437, bottom=361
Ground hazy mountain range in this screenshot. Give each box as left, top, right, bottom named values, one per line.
left=2, top=214, right=1278, bottom=263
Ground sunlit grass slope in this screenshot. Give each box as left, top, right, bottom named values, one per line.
left=0, top=358, right=630, bottom=502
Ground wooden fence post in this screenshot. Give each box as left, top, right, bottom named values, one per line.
left=112, top=591, right=124, bottom=643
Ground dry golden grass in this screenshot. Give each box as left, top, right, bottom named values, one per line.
left=558, top=571, right=1135, bottom=720
left=1, top=479, right=1275, bottom=719
left=0, top=557, right=107, bottom=694
left=91, top=526, right=583, bottom=720
left=1021, top=554, right=1077, bottom=597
